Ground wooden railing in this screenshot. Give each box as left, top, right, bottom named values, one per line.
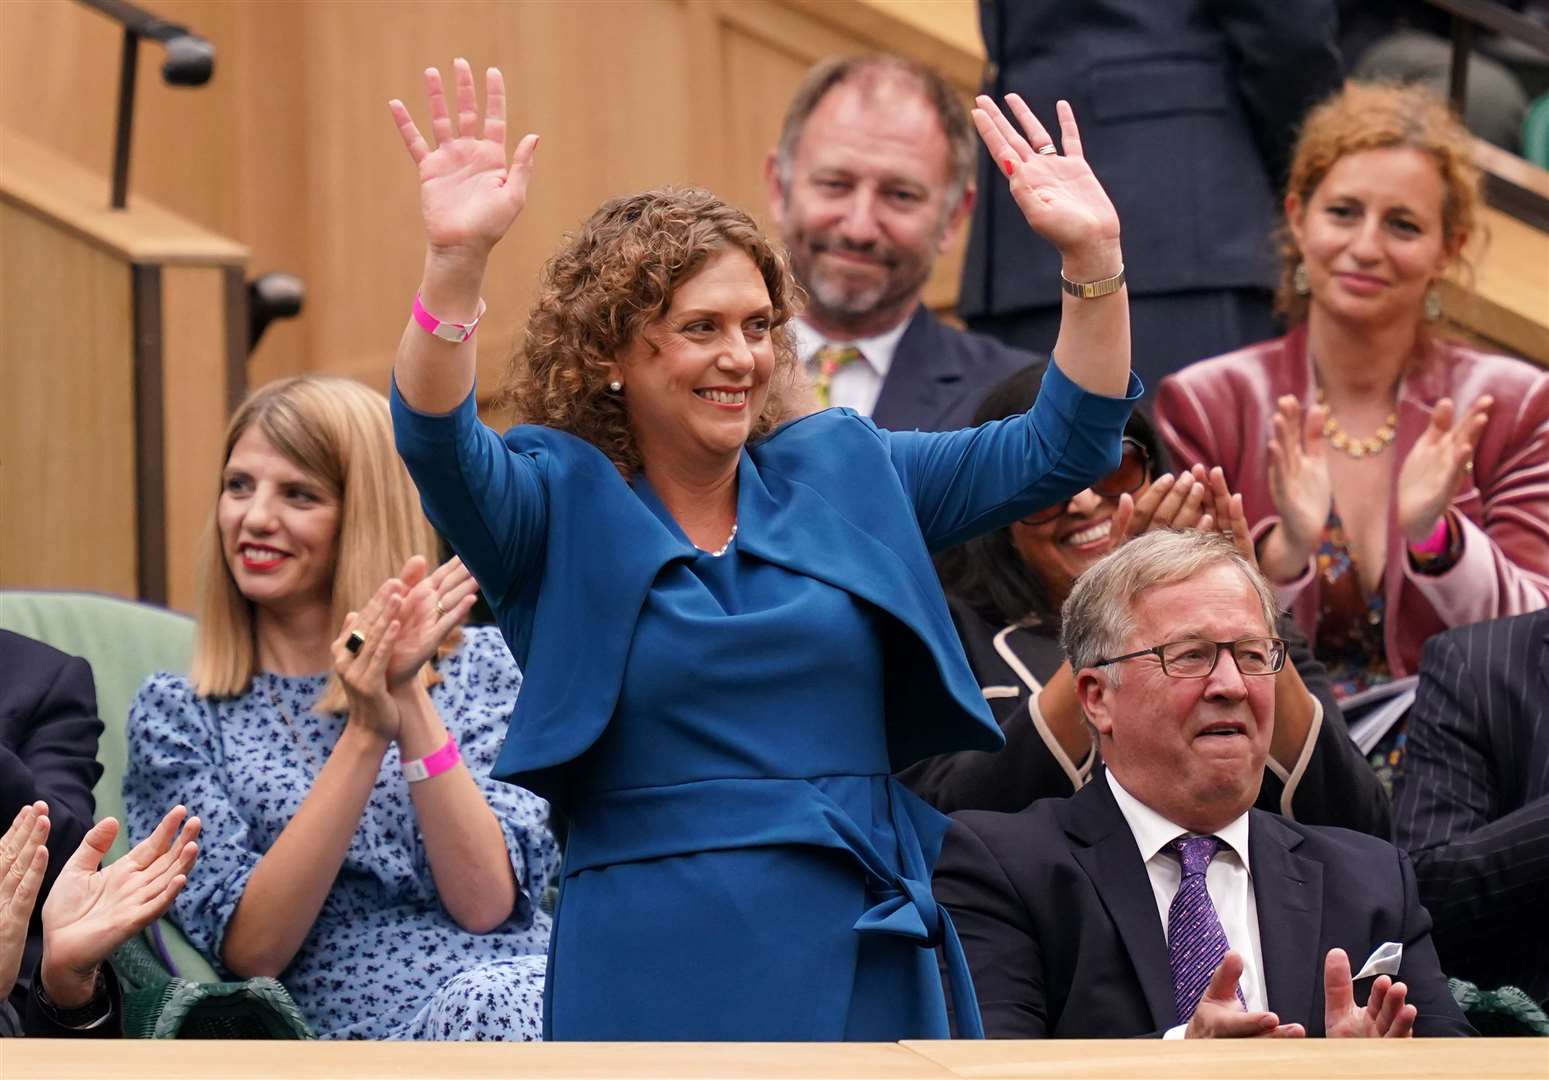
left=0, top=126, right=247, bottom=612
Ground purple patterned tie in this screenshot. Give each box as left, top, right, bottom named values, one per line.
left=1166, top=835, right=1246, bottom=1023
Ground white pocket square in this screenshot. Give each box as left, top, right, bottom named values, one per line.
left=1354, top=941, right=1403, bottom=980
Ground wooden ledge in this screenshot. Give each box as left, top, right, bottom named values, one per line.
left=0, top=126, right=247, bottom=266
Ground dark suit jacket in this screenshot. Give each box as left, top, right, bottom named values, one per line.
left=870, top=306, right=1038, bottom=432
left=901, top=601, right=1391, bottom=836
left=0, top=962, right=123, bottom=1038
left=935, top=774, right=1472, bottom=1037
left=960, top=0, right=1340, bottom=319
left=1392, top=610, right=1549, bottom=1004
left=0, top=631, right=102, bottom=1014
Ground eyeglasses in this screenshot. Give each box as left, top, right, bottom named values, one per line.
left=1093, top=637, right=1288, bottom=678
left=1021, top=437, right=1151, bottom=525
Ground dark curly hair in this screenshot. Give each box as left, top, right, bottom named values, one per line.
left=501, top=187, right=806, bottom=476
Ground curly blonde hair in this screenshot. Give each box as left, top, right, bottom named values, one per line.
left=502, top=187, right=806, bottom=476
left=1276, top=81, right=1482, bottom=323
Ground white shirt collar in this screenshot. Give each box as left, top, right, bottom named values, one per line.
left=1104, top=768, right=1252, bottom=867
left=793, top=314, right=911, bottom=379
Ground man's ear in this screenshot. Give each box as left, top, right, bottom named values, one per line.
left=937, top=182, right=976, bottom=254
left=765, top=150, right=787, bottom=230
left=1074, top=667, right=1115, bottom=737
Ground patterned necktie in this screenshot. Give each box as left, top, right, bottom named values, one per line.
left=812, top=343, right=863, bottom=408
left=1167, top=835, right=1246, bottom=1023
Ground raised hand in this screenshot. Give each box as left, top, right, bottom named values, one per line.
left=389, top=59, right=538, bottom=259
left=970, top=95, right=1120, bottom=268
left=1191, top=465, right=1258, bottom=568
left=386, top=555, right=480, bottom=689
left=333, top=580, right=406, bottom=741
left=1397, top=396, right=1490, bottom=544
left=0, top=802, right=49, bottom=998
left=1323, top=948, right=1417, bottom=1038
left=1184, top=951, right=1304, bottom=1039
left=1264, top=395, right=1332, bottom=577
left=40, top=809, right=200, bottom=1009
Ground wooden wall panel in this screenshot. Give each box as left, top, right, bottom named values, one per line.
left=0, top=204, right=137, bottom=595
left=159, top=265, right=231, bottom=612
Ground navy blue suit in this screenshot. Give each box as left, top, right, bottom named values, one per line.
left=0, top=630, right=101, bottom=1017
left=1393, top=610, right=1549, bottom=1004
left=961, top=0, right=1342, bottom=393
left=935, top=773, right=1472, bottom=1037
left=871, top=306, right=1039, bottom=432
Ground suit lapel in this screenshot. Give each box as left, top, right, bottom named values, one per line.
left=1249, top=810, right=1323, bottom=1028
left=871, top=308, right=965, bottom=430
left=1537, top=627, right=1549, bottom=716
left=1064, top=778, right=1176, bottom=1029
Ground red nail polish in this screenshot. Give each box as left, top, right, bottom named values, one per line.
left=1001, top=159, right=1015, bottom=177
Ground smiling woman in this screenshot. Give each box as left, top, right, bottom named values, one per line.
left=387, top=58, right=1139, bottom=1041
left=125, top=376, right=559, bottom=1040
left=1155, top=83, right=1549, bottom=724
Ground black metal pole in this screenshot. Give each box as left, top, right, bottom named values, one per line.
left=1447, top=16, right=1474, bottom=117
left=111, top=27, right=139, bottom=210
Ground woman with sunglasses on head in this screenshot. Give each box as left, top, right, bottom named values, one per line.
left=904, top=364, right=1389, bottom=838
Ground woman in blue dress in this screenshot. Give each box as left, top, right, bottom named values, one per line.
left=385, top=60, right=1138, bottom=1040
left=125, top=376, right=559, bottom=1039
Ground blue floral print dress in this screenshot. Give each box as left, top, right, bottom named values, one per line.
left=124, top=626, right=558, bottom=1040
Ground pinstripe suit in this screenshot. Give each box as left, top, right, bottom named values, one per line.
left=1392, top=610, right=1549, bottom=1004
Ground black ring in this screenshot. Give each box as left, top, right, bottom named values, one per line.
left=345, top=630, right=366, bottom=656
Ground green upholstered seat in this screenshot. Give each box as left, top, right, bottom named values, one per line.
left=0, top=589, right=215, bottom=983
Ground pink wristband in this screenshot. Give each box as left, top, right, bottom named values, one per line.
left=1408, top=516, right=1451, bottom=557
left=402, top=736, right=460, bottom=784
left=412, top=294, right=485, bottom=344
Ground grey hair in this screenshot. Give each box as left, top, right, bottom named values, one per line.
left=774, top=54, right=976, bottom=208
left=1059, top=530, right=1282, bottom=687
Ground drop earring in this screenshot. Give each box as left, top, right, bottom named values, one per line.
left=1424, top=286, right=1442, bottom=321
left=1292, top=262, right=1310, bottom=296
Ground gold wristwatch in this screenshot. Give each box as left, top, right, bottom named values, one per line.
left=1060, top=266, right=1126, bottom=299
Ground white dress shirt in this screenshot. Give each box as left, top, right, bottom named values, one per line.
left=793, top=317, right=909, bottom=417
left=1104, top=770, right=1268, bottom=1033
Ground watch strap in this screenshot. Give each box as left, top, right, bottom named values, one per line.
left=1060, top=266, right=1126, bottom=299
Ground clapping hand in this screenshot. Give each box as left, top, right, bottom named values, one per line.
left=333, top=580, right=406, bottom=741
left=40, top=808, right=200, bottom=1009
left=0, top=802, right=49, bottom=999
left=1264, top=395, right=1333, bottom=575
left=971, top=95, right=1120, bottom=269
left=386, top=555, right=479, bottom=689
left=389, top=59, right=538, bottom=262
left=1184, top=951, right=1304, bottom=1038
left=1397, top=396, right=1490, bottom=544
left=1323, top=947, right=1417, bottom=1038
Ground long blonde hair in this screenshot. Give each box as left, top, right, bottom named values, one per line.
left=191, top=376, right=448, bottom=712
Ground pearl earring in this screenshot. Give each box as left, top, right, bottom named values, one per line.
left=609, top=380, right=623, bottom=392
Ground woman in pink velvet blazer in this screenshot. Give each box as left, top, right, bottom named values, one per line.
left=1155, top=83, right=1549, bottom=692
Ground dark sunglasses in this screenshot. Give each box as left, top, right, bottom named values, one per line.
left=1021, top=437, right=1152, bottom=526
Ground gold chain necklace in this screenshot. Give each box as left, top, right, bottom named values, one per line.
left=1316, top=388, right=1397, bottom=459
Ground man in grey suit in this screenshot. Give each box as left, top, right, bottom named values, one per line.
left=766, top=55, right=1034, bottom=432
left=1393, top=609, right=1549, bottom=1006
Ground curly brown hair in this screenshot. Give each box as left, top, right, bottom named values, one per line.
left=1276, top=81, right=1482, bottom=323
left=502, top=187, right=806, bottom=476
